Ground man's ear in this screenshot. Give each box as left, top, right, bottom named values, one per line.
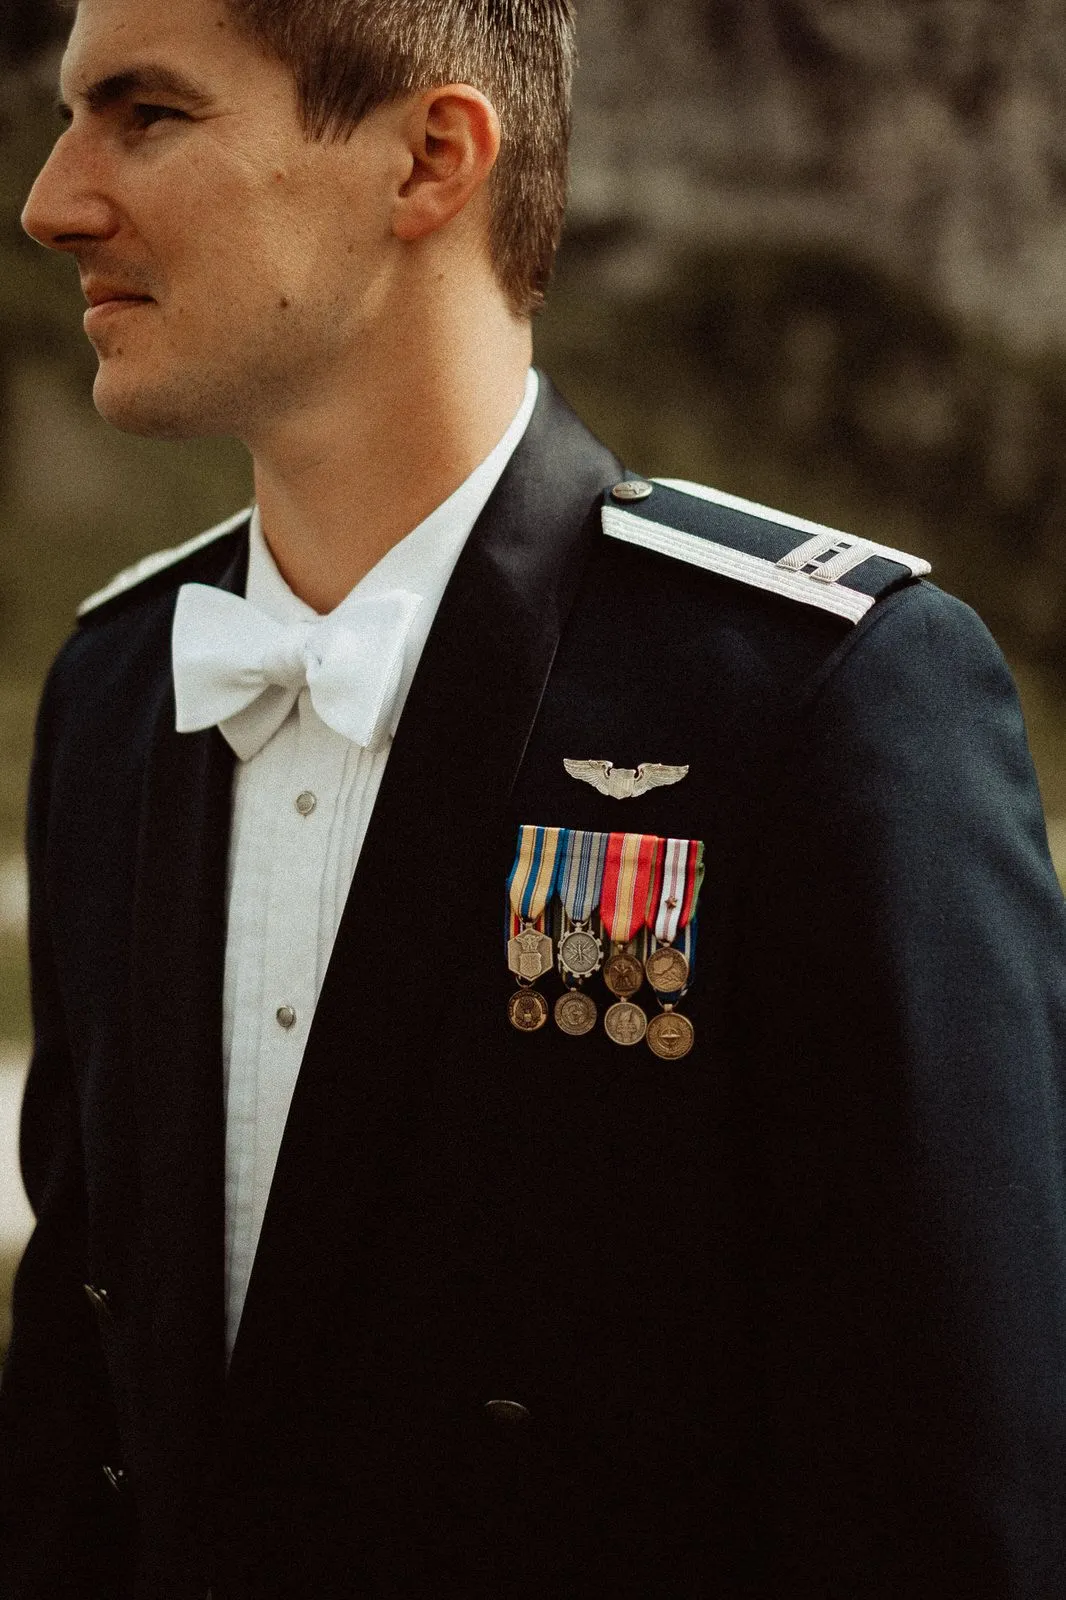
left=391, top=85, right=501, bottom=242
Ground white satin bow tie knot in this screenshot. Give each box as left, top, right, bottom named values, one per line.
left=171, top=582, right=424, bottom=760
left=257, top=625, right=320, bottom=691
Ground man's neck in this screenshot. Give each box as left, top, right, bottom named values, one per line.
left=247, top=313, right=534, bottom=614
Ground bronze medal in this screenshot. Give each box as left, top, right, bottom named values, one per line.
left=506, top=828, right=567, bottom=1037
left=554, top=989, right=598, bottom=1037
left=508, top=926, right=554, bottom=983
left=559, top=927, right=603, bottom=979
left=646, top=1009, right=695, bottom=1060
left=604, top=999, right=648, bottom=1046
left=508, top=988, right=550, bottom=1033
left=645, top=943, right=691, bottom=994
left=603, top=947, right=645, bottom=998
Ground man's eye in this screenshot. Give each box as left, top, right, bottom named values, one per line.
left=131, top=104, right=188, bottom=129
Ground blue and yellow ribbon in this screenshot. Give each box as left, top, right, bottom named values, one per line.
left=508, top=825, right=564, bottom=923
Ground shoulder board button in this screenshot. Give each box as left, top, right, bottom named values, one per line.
left=611, top=480, right=654, bottom=503
left=602, top=477, right=929, bottom=625
left=77, top=508, right=251, bottom=618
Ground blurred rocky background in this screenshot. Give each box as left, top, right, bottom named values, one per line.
left=3, top=0, right=1066, bottom=1343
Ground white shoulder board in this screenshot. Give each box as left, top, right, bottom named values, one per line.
left=602, top=478, right=930, bottom=625
left=77, top=508, right=251, bottom=618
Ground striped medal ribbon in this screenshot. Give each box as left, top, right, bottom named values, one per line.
left=645, top=838, right=702, bottom=994
left=554, top=830, right=609, bottom=1037
left=676, top=916, right=697, bottom=973
left=645, top=839, right=705, bottom=1062
left=506, top=825, right=564, bottom=1033
left=557, top=830, right=608, bottom=979
left=600, top=832, right=664, bottom=947
left=600, top=832, right=664, bottom=1046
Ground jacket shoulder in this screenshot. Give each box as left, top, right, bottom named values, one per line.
left=76, top=508, right=251, bottom=624
left=602, top=477, right=930, bottom=625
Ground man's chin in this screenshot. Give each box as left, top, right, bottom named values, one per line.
left=92, top=368, right=231, bottom=440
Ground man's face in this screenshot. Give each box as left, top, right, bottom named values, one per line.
left=22, top=0, right=402, bottom=439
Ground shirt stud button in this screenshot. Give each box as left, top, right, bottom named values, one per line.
left=295, top=791, right=317, bottom=816
left=484, top=1399, right=531, bottom=1426
left=276, top=1005, right=297, bottom=1030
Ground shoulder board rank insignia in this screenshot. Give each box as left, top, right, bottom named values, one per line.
left=77, top=508, right=251, bottom=618
left=603, top=478, right=930, bottom=624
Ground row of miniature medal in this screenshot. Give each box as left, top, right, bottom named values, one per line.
left=506, top=827, right=705, bottom=1059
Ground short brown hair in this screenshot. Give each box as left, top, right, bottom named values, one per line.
left=224, top=0, right=576, bottom=316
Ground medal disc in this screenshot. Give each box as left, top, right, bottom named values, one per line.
left=559, top=928, right=603, bottom=979
left=646, top=1010, right=695, bottom=1060
left=508, top=928, right=554, bottom=982
left=508, top=989, right=549, bottom=1033
left=554, top=990, right=598, bottom=1036
left=645, top=944, right=691, bottom=994
left=604, top=1000, right=648, bottom=1047
left=603, top=949, right=645, bottom=998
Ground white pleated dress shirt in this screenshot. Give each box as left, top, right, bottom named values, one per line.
left=219, top=370, right=538, bottom=1356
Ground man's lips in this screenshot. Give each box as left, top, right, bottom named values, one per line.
left=83, top=289, right=155, bottom=333
left=83, top=282, right=154, bottom=309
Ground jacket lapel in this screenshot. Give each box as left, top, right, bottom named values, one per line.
left=226, top=378, right=622, bottom=1382
left=128, top=535, right=247, bottom=1447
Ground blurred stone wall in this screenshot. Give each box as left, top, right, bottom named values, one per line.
left=571, top=0, right=1066, bottom=357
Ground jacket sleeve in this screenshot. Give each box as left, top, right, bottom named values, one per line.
left=736, top=583, right=1066, bottom=1599
left=0, top=664, right=131, bottom=1599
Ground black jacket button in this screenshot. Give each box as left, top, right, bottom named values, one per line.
left=83, top=1283, right=115, bottom=1326
left=484, top=1399, right=531, bottom=1426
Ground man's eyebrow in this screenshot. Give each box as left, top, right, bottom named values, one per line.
left=58, top=65, right=214, bottom=118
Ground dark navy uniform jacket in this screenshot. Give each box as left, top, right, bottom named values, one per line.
left=3, top=377, right=1066, bottom=1599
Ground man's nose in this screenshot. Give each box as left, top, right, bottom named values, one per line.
left=21, top=130, right=118, bottom=252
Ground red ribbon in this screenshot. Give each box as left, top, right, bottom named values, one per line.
left=600, top=832, right=664, bottom=944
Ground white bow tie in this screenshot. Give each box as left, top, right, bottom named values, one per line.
left=171, top=582, right=424, bottom=760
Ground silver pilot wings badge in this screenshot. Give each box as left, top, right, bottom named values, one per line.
left=564, top=759, right=689, bottom=801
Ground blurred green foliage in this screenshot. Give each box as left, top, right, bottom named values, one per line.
left=0, top=1248, right=17, bottom=1353
left=0, top=939, right=28, bottom=1044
